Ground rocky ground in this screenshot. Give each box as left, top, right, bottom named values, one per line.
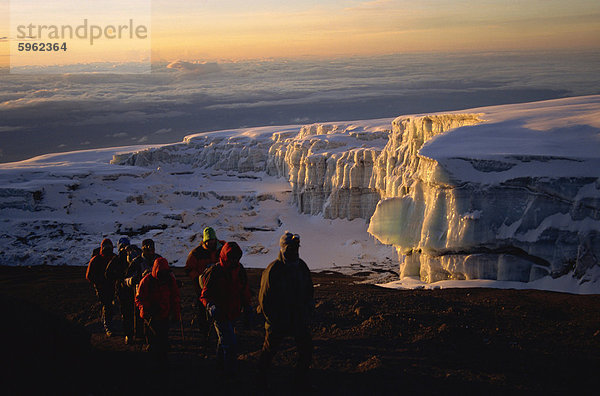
left=1, top=265, right=599, bottom=395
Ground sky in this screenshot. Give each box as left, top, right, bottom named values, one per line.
left=149, top=0, right=600, bottom=60
left=1, top=0, right=599, bottom=65
left=0, top=1, right=599, bottom=162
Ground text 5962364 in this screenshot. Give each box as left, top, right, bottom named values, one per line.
left=17, top=42, right=68, bottom=52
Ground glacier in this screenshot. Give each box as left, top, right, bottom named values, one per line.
left=1, top=96, right=599, bottom=288
left=111, top=96, right=600, bottom=284
left=367, top=98, right=600, bottom=284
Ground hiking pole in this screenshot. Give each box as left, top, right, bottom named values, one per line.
left=143, top=318, right=157, bottom=336
left=132, top=294, right=136, bottom=342
left=179, top=316, right=185, bottom=342
left=204, top=311, right=212, bottom=353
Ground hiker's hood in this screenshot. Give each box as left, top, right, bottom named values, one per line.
left=219, top=242, right=242, bottom=269
left=100, top=238, right=113, bottom=257
left=152, top=257, right=170, bottom=278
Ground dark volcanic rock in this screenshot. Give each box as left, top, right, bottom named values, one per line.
left=0, top=265, right=598, bottom=395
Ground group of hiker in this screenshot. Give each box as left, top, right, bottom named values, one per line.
left=86, top=227, right=314, bottom=390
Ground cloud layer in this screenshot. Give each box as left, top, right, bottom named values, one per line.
left=0, top=50, right=599, bottom=162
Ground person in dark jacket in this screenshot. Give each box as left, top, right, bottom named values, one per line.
left=105, top=237, right=137, bottom=344
left=126, top=239, right=160, bottom=288
left=200, top=242, right=252, bottom=377
left=86, top=238, right=117, bottom=337
left=125, top=238, right=161, bottom=339
left=135, top=257, right=181, bottom=365
left=257, top=232, right=314, bottom=391
left=184, top=227, right=225, bottom=348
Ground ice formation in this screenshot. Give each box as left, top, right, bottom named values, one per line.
left=112, top=96, right=600, bottom=284
left=368, top=99, right=600, bottom=283
left=2, top=96, right=598, bottom=286
left=114, top=121, right=394, bottom=220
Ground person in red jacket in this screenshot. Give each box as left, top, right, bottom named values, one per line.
left=86, top=238, right=117, bottom=337
left=135, top=257, right=181, bottom=364
left=200, top=242, right=252, bottom=377
left=184, top=227, right=225, bottom=347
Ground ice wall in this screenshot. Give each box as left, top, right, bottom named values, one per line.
left=367, top=103, right=600, bottom=283
left=267, top=123, right=389, bottom=219
left=112, top=133, right=272, bottom=173
left=113, top=122, right=392, bottom=220
left=112, top=97, right=600, bottom=283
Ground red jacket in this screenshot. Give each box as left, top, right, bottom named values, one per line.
left=86, top=249, right=116, bottom=291
left=184, top=240, right=225, bottom=281
left=200, top=242, right=251, bottom=322
left=135, top=258, right=181, bottom=321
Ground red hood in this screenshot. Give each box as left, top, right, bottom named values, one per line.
left=219, top=242, right=242, bottom=269
left=152, top=257, right=170, bottom=278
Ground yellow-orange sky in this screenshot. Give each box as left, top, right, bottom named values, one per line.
left=149, top=0, right=600, bottom=61
left=1, top=0, right=599, bottom=66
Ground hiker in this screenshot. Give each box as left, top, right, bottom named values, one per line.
left=105, top=237, right=138, bottom=344
left=125, top=238, right=161, bottom=339
left=257, top=232, right=315, bottom=391
left=125, top=245, right=143, bottom=340
left=200, top=242, right=252, bottom=377
left=135, top=257, right=181, bottom=365
left=184, top=226, right=225, bottom=348
left=86, top=238, right=117, bottom=337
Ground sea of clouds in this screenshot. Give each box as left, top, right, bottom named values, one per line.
left=1, top=50, right=599, bottom=163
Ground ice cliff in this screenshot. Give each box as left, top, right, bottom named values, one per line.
left=112, top=96, right=600, bottom=283
left=113, top=121, right=393, bottom=220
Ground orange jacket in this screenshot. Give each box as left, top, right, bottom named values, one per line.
left=135, top=258, right=181, bottom=321
left=184, top=240, right=225, bottom=281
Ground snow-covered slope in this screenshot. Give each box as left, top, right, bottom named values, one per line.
left=0, top=134, right=396, bottom=275
left=1, top=96, right=599, bottom=292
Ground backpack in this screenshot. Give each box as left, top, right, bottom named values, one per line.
left=199, top=262, right=217, bottom=290
left=200, top=262, right=248, bottom=291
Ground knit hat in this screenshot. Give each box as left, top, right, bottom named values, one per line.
left=279, top=232, right=300, bottom=249
left=142, top=239, right=155, bottom=249
left=203, top=227, right=217, bottom=242
left=117, top=237, right=130, bottom=251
